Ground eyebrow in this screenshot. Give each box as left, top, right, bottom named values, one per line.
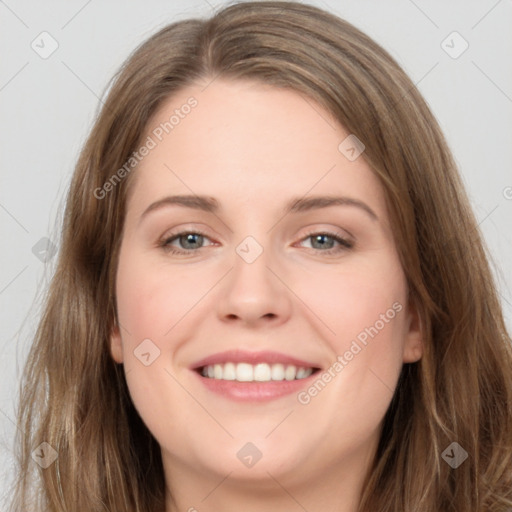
left=139, top=194, right=378, bottom=222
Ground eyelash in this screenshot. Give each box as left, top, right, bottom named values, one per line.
left=158, top=229, right=353, bottom=256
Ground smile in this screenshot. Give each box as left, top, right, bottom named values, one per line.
left=191, top=349, right=322, bottom=401
left=200, top=362, right=315, bottom=382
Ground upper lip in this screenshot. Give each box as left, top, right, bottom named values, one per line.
left=190, top=349, right=322, bottom=370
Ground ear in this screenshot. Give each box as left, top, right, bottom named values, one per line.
left=109, top=323, right=124, bottom=364
left=402, top=296, right=423, bottom=363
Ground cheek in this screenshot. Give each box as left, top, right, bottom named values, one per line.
left=293, top=254, right=408, bottom=351
left=292, top=255, right=408, bottom=417
left=115, top=248, right=216, bottom=345
left=114, top=248, right=228, bottom=424
left=114, top=250, right=200, bottom=436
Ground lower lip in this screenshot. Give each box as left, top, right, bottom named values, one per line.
left=193, top=370, right=318, bottom=402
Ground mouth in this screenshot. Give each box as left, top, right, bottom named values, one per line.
left=190, top=349, right=322, bottom=401
left=196, top=362, right=319, bottom=382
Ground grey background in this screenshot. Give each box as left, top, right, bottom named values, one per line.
left=1, top=0, right=511, bottom=505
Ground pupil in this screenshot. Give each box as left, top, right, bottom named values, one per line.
left=182, top=233, right=202, bottom=249
left=313, top=234, right=333, bottom=249
left=177, top=234, right=335, bottom=250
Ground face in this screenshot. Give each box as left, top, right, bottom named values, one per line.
left=110, top=78, right=422, bottom=497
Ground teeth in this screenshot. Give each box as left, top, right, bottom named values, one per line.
left=223, top=362, right=236, bottom=380
left=296, top=367, right=307, bottom=379
left=284, top=365, right=296, bottom=381
left=237, top=362, right=253, bottom=382
left=271, top=363, right=285, bottom=380
left=254, top=363, right=271, bottom=381
left=213, top=364, right=223, bottom=379
left=200, top=362, right=314, bottom=382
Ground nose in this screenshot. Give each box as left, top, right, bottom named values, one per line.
left=215, top=242, right=293, bottom=328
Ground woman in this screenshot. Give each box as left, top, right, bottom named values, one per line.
left=10, top=1, right=512, bottom=511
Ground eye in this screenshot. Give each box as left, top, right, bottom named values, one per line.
left=159, top=230, right=215, bottom=254
left=158, top=229, right=353, bottom=256
left=297, top=231, right=353, bottom=255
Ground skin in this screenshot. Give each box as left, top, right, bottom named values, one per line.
left=109, top=78, right=423, bottom=512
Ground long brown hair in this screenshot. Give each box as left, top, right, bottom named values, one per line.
left=10, top=1, right=512, bottom=510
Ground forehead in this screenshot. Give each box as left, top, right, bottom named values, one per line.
left=125, top=78, right=386, bottom=220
